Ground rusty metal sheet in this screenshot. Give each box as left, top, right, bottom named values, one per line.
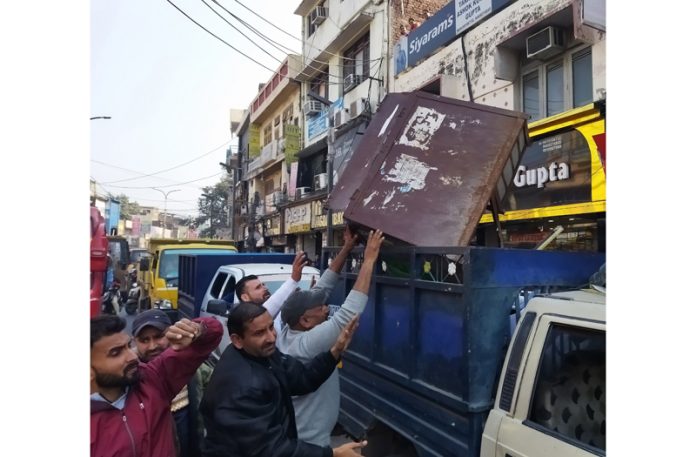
left=328, top=91, right=528, bottom=246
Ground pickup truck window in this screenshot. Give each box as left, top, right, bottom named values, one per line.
left=210, top=273, right=228, bottom=298
left=529, top=324, right=606, bottom=452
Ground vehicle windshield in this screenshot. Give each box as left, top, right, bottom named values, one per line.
left=159, top=249, right=236, bottom=285
left=130, top=250, right=148, bottom=263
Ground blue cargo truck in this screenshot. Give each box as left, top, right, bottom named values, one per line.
left=323, top=245, right=604, bottom=457
left=320, top=93, right=606, bottom=456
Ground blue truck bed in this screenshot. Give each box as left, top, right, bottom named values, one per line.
left=324, top=245, right=605, bottom=457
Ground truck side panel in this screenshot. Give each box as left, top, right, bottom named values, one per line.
left=328, top=246, right=605, bottom=457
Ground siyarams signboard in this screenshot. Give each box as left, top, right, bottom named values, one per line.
left=396, top=0, right=513, bottom=76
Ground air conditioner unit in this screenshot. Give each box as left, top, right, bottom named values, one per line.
left=333, top=109, right=345, bottom=128
left=314, top=172, right=328, bottom=191
left=344, top=73, right=363, bottom=88
left=526, top=26, right=564, bottom=60
left=310, top=6, right=328, bottom=26
left=303, top=100, right=323, bottom=115
left=295, top=187, right=311, bottom=199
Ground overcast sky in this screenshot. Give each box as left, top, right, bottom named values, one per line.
left=90, top=0, right=302, bottom=217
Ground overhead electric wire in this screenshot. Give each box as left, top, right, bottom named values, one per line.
left=211, top=0, right=382, bottom=84
left=103, top=171, right=227, bottom=189
left=227, top=0, right=383, bottom=64
left=164, top=0, right=277, bottom=73
left=167, top=0, right=385, bottom=88
left=201, top=0, right=287, bottom=65
left=97, top=138, right=233, bottom=184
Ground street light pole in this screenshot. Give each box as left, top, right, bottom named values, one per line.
left=152, top=188, right=181, bottom=237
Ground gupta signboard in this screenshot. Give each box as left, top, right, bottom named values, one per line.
left=504, top=130, right=593, bottom=211
left=395, top=0, right=512, bottom=75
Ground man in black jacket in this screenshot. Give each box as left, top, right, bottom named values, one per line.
left=200, top=302, right=366, bottom=457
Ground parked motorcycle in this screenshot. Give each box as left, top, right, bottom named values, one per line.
left=101, top=279, right=122, bottom=315
left=124, top=268, right=141, bottom=315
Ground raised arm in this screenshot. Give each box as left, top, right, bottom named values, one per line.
left=264, top=252, right=309, bottom=318
left=290, top=231, right=384, bottom=355
left=145, top=317, right=223, bottom=400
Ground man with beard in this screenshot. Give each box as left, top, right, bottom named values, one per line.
left=227, top=251, right=310, bottom=332
left=90, top=314, right=222, bottom=457
left=132, top=309, right=213, bottom=457
left=200, top=303, right=367, bottom=457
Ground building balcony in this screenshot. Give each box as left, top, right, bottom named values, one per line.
left=294, top=0, right=373, bottom=81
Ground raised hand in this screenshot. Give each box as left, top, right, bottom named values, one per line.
left=291, top=251, right=309, bottom=282
left=363, top=229, right=384, bottom=264
left=166, top=318, right=202, bottom=350
left=342, top=226, right=359, bottom=250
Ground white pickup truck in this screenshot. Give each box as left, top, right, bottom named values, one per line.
left=199, top=263, right=320, bottom=363
left=481, top=287, right=606, bottom=457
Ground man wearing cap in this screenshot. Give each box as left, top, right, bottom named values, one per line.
left=132, top=309, right=213, bottom=457
left=90, top=313, right=222, bottom=457
left=276, top=229, right=384, bottom=446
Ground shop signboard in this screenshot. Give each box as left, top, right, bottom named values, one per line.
left=332, top=211, right=344, bottom=226
left=332, top=121, right=366, bottom=186
left=396, top=0, right=512, bottom=76
left=264, top=215, right=281, bottom=236
left=285, top=203, right=311, bottom=233
left=284, top=124, right=301, bottom=163
left=249, top=124, right=261, bottom=158
left=311, top=200, right=327, bottom=229
left=504, top=130, right=592, bottom=212
left=131, top=216, right=141, bottom=237
left=307, top=109, right=329, bottom=140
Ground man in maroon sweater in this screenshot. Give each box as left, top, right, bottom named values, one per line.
left=90, top=314, right=222, bottom=457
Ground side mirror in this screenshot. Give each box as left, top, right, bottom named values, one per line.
left=206, top=299, right=231, bottom=317
left=140, top=257, right=150, bottom=271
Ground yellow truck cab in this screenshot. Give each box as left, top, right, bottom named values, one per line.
left=138, top=238, right=237, bottom=319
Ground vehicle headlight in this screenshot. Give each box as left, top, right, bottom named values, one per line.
left=155, top=299, right=173, bottom=309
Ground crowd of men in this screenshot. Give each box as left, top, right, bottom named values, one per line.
left=90, top=227, right=384, bottom=457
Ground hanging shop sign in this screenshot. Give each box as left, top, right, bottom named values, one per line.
left=249, top=124, right=261, bottom=158
left=284, top=124, right=301, bottom=163
left=285, top=203, right=311, bottom=233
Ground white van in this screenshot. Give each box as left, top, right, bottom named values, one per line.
left=199, top=263, right=320, bottom=363
left=481, top=288, right=606, bottom=457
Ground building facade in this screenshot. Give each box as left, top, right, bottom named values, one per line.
left=229, top=0, right=606, bottom=252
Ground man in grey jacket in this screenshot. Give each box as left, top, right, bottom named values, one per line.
left=276, top=228, right=384, bottom=446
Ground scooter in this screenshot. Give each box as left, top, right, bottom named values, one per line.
left=124, top=283, right=141, bottom=315
left=101, top=279, right=122, bottom=315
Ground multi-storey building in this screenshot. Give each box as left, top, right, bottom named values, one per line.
left=231, top=0, right=606, bottom=253
left=391, top=0, right=606, bottom=251
left=234, top=55, right=304, bottom=252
